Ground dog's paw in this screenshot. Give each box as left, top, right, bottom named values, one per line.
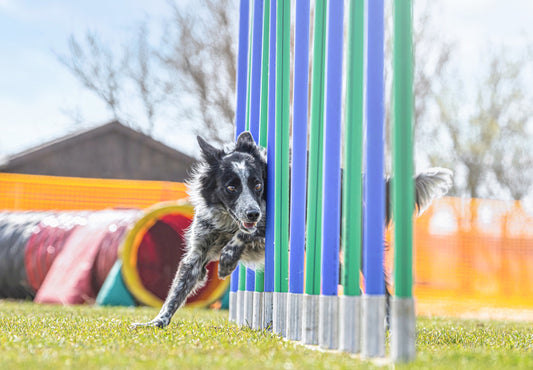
left=217, top=264, right=235, bottom=279
left=218, top=256, right=237, bottom=279
left=131, top=317, right=169, bottom=329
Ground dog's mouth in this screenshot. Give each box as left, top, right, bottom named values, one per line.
left=240, top=221, right=257, bottom=233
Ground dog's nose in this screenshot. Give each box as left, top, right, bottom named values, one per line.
left=246, top=210, right=260, bottom=222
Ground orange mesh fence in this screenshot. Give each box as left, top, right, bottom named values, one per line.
left=408, top=197, right=533, bottom=321
left=0, top=173, right=188, bottom=210
left=2, top=173, right=532, bottom=320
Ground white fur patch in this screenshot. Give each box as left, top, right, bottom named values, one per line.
left=232, top=161, right=248, bottom=178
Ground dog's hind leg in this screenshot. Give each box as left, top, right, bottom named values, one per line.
left=132, top=247, right=208, bottom=328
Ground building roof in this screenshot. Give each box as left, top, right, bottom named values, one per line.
left=0, top=120, right=195, bottom=171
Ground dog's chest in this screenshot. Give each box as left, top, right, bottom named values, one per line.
left=239, top=237, right=266, bottom=265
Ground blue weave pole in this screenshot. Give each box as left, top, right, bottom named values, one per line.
left=286, top=0, right=310, bottom=342
left=230, top=267, right=239, bottom=293
left=362, top=0, right=386, bottom=358
left=321, top=0, right=344, bottom=297
left=230, top=0, right=250, bottom=324
left=234, top=0, right=250, bottom=139
left=363, top=0, right=385, bottom=297
left=318, top=0, right=344, bottom=350
left=264, top=0, right=276, bottom=297
left=248, top=0, right=263, bottom=141
left=289, top=0, right=310, bottom=297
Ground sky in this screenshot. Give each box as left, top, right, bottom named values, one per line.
left=0, top=0, right=532, bottom=162
left=0, top=0, right=171, bottom=159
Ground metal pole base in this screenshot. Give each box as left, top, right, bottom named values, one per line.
left=263, top=291, right=273, bottom=331
left=362, top=294, right=386, bottom=358
left=302, top=294, right=319, bottom=345
left=339, top=295, right=361, bottom=353
left=273, top=292, right=287, bottom=336
left=319, top=295, right=339, bottom=350
left=252, top=291, right=264, bottom=330
left=244, top=291, right=254, bottom=327
left=286, top=293, right=302, bottom=341
left=236, top=290, right=245, bottom=326
left=229, top=291, right=237, bottom=322
left=391, top=296, right=416, bottom=362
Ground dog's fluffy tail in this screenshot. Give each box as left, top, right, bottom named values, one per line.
left=386, top=167, right=453, bottom=224
left=414, top=167, right=454, bottom=215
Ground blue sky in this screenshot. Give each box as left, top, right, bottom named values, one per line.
left=0, top=0, right=532, bottom=161
left=0, top=0, right=170, bottom=159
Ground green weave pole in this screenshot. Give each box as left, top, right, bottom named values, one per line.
left=259, top=0, right=270, bottom=150
left=393, top=0, right=414, bottom=298
left=274, top=0, right=290, bottom=293
left=304, top=0, right=327, bottom=296
left=239, top=262, right=246, bottom=291
left=244, top=5, right=254, bottom=133
left=341, top=0, right=365, bottom=297
left=255, top=0, right=270, bottom=293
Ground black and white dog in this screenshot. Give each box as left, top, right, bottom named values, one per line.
left=133, top=131, right=452, bottom=328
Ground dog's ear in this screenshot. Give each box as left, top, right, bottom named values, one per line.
left=197, top=136, right=223, bottom=165
left=235, top=131, right=259, bottom=156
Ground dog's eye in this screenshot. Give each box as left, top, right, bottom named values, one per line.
left=227, top=185, right=237, bottom=193
left=255, top=183, right=262, bottom=191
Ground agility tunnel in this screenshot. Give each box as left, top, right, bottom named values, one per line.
left=0, top=174, right=229, bottom=308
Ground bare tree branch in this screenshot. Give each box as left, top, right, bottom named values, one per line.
left=56, top=0, right=533, bottom=201
left=57, top=33, right=126, bottom=120
left=158, top=0, right=237, bottom=145
left=125, top=23, right=169, bottom=135
left=432, top=47, right=533, bottom=200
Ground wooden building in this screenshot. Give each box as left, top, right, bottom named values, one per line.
left=0, top=121, right=196, bottom=182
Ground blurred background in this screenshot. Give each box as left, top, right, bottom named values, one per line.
left=1, top=0, right=532, bottom=194
left=0, top=0, right=532, bottom=319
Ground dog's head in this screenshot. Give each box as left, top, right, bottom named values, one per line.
left=197, top=131, right=267, bottom=234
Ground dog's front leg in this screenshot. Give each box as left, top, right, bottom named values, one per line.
left=132, top=247, right=207, bottom=328
left=218, top=232, right=248, bottom=279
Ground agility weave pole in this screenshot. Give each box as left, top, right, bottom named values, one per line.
left=391, top=0, right=416, bottom=361
left=287, top=0, right=310, bottom=341
left=362, top=0, right=386, bottom=358
left=229, top=0, right=415, bottom=362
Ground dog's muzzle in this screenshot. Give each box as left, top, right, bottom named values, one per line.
left=241, top=221, right=257, bottom=231
left=239, top=209, right=260, bottom=233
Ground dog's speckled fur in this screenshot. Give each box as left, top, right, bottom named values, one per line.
left=133, top=131, right=452, bottom=329
left=133, top=132, right=266, bottom=328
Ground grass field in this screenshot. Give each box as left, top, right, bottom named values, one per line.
left=0, top=300, right=531, bottom=369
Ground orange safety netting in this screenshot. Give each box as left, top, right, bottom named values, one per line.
left=1, top=173, right=532, bottom=320
left=0, top=173, right=188, bottom=210
left=409, top=197, right=533, bottom=321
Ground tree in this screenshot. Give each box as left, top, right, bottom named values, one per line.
left=430, top=47, right=533, bottom=200
left=57, top=29, right=165, bottom=135
left=58, top=32, right=125, bottom=122
left=59, top=0, right=533, bottom=201
left=126, top=23, right=170, bottom=135
left=57, top=0, right=237, bottom=144
left=158, top=0, right=238, bottom=145
left=383, top=0, right=453, bottom=170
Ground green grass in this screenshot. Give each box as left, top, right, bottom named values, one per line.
left=0, top=301, right=531, bottom=369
